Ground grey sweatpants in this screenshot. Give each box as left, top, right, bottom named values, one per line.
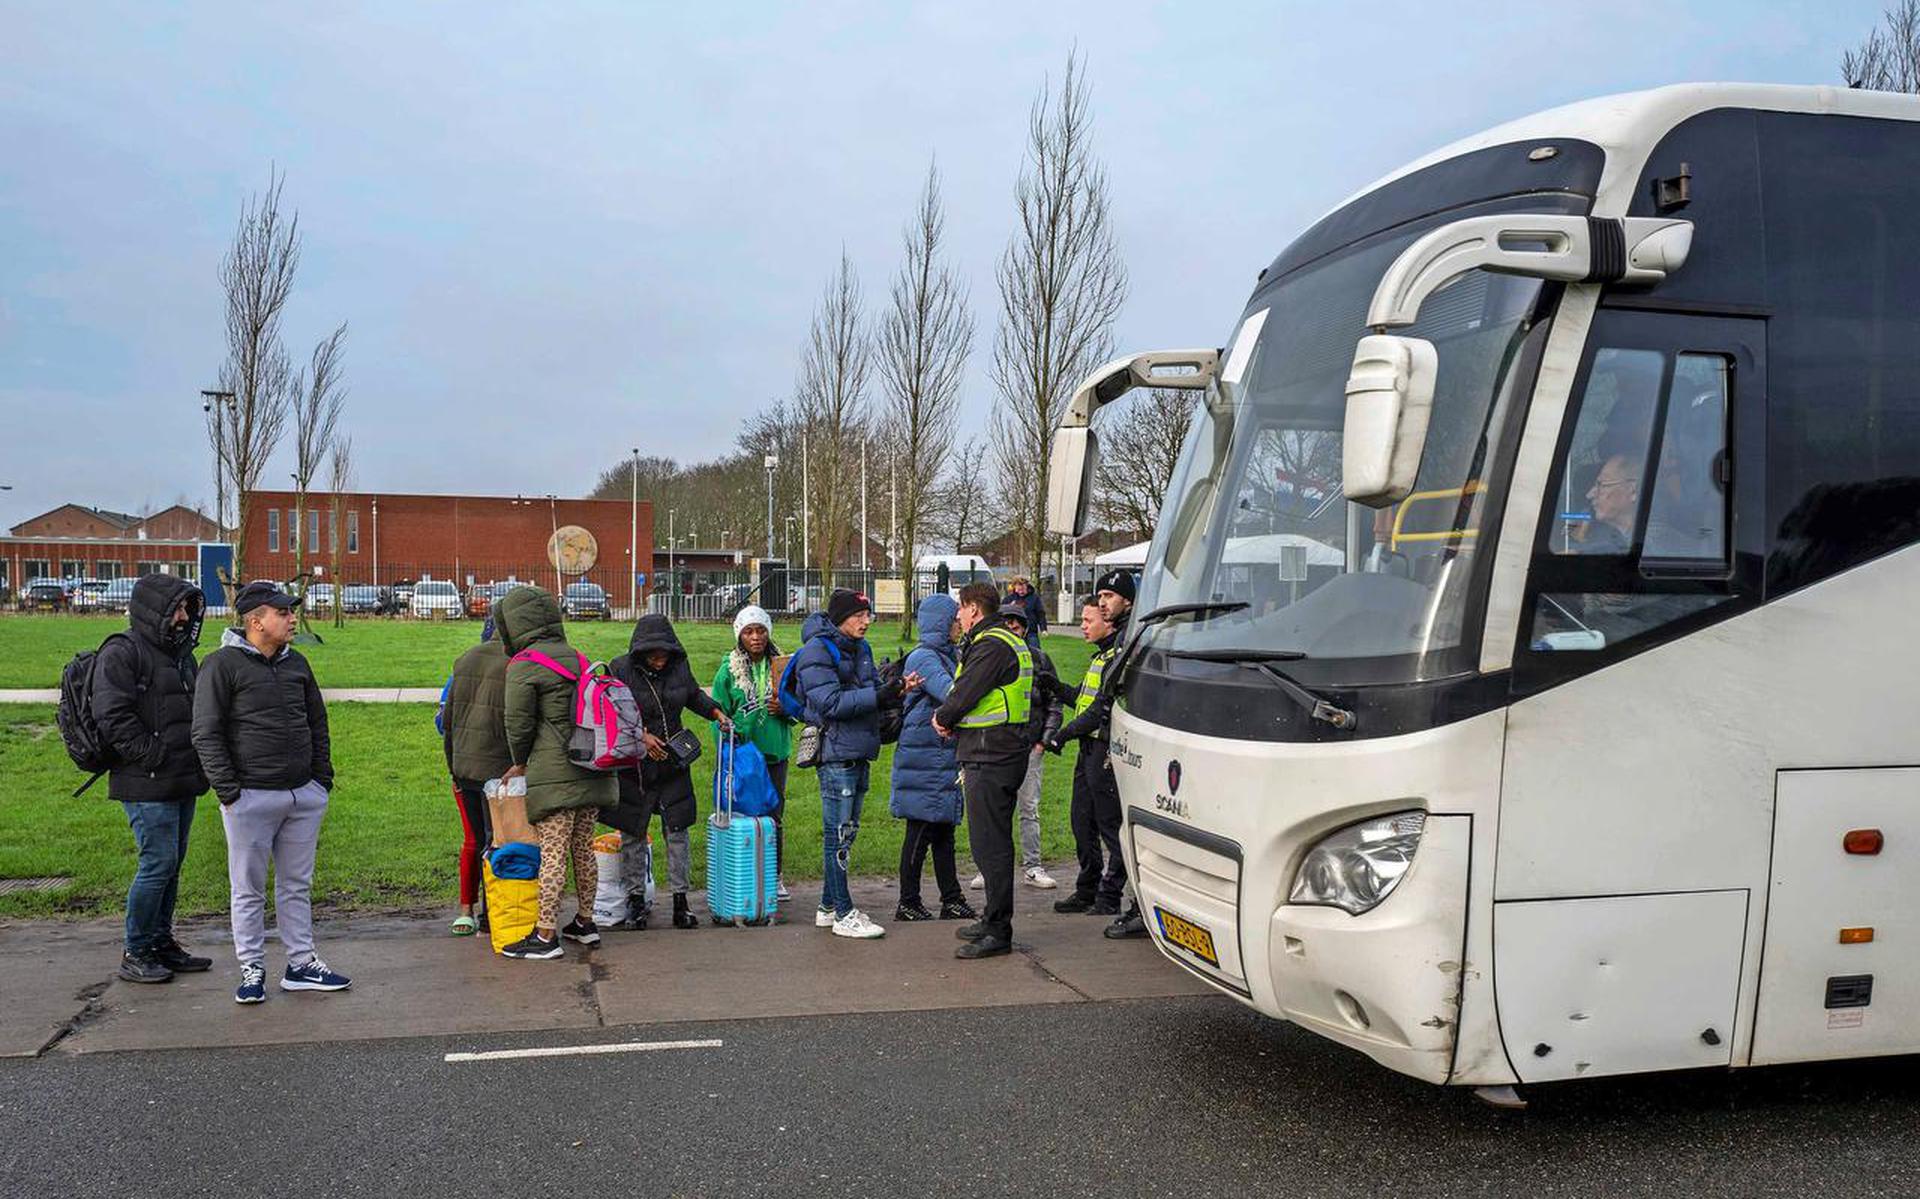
left=1016, top=745, right=1044, bottom=868
left=221, top=781, right=328, bottom=968
left=619, top=825, right=690, bottom=896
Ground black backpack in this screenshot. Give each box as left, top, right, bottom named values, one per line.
left=56, top=633, right=145, bottom=796
left=875, top=656, right=905, bottom=746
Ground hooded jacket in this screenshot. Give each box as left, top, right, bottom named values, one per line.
left=889, top=594, right=962, bottom=823
left=497, top=586, right=615, bottom=822
left=608, top=614, right=721, bottom=832
left=791, top=610, right=889, bottom=764
left=93, top=574, right=208, bottom=802
left=190, top=623, right=332, bottom=805
left=443, top=629, right=511, bottom=785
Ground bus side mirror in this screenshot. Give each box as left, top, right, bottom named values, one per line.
left=1047, top=426, right=1100, bottom=537
left=1343, top=334, right=1437, bottom=507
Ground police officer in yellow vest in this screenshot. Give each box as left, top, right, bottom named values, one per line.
left=932, top=582, right=1040, bottom=960
left=1041, top=594, right=1127, bottom=916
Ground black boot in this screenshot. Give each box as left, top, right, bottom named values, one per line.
left=672, top=892, right=699, bottom=929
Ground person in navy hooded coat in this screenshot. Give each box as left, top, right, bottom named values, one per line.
left=888, top=593, right=978, bottom=923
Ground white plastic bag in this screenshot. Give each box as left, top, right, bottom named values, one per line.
left=592, top=831, right=628, bottom=925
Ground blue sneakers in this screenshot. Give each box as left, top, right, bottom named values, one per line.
left=234, top=962, right=267, bottom=1005
left=280, top=957, right=352, bottom=993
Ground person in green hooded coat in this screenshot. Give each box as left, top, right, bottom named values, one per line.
left=496, top=586, right=614, bottom=959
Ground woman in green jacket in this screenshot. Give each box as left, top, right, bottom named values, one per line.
left=710, top=605, right=794, bottom=898
left=497, top=586, right=615, bottom=959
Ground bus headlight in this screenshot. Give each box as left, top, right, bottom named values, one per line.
left=1288, top=811, right=1426, bottom=915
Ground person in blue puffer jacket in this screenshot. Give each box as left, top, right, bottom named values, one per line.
left=791, top=589, right=921, bottom=940
left=889, top=593, right=980, bottom=923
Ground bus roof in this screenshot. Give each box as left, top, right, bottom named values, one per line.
left=1335, top=83, right=1920, bottom=221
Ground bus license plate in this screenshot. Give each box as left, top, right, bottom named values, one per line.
left=1154, top=907, right=1219, bottom=967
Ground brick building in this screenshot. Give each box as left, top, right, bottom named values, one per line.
left=2, top=503, right=223, bottom=595
left=240, top=490, right=655, bottom=601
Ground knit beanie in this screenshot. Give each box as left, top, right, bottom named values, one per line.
left=826, top=588, right=872, bottom=627
left=1094, top=569, right=1137, bottom=603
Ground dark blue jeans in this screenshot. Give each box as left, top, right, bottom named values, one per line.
left=817, top=760, right=869, bottom=918
left=123, top=799, right=196, bottom=953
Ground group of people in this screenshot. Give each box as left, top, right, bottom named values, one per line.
left=91, top=562, right=1147, bottom=998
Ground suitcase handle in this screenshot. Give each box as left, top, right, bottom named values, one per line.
left=714, top=731, right=735, bottom=828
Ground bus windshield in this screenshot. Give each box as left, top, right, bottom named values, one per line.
left=1137, top=200, right=1566, bottom=685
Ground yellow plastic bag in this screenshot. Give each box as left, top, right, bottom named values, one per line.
left=484, top=858, right=540, bottom=954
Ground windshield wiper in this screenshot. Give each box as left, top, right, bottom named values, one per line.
left=1104, top=602, right=1251, bottom=702
left=1135, top=601, right=1250, bottom=626
left=1163, top=647, right=1356, bottom=731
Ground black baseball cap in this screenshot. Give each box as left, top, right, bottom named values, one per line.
left=234, top=580, right=301, bottom=615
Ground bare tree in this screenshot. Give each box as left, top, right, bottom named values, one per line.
left=793, top=250, right=871, bottom=588
left=214, top=169, right=300, bottom=585
left=1096, top=388, right=1196, bottom=536
left=290, top=322, right=347, bottom=608
left=1844, top=0, right=1920, bottom=91
left=935, top=436, right=990, bottom=554
left=326, top=436, right=353, bottom=628
left=989, top=53, right=1128, bottom=581
left=877, top=161, right=973, bottom=627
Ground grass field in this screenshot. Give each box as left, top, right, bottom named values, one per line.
left=0, top=613, right=1083, bottom=690
left=0, top=613, right=1097, bottom=920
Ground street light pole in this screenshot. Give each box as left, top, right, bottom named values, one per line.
left=800, top=430, right=810, bottom=574
left=668, top=507, right=676, bottom=621
left=764, top=453, right=778, bottom=562
left=200, top=389, right=236, bottom=540
left=547, top=494, right=560, bottom=597
left=628, top=447, right=639, bottom=618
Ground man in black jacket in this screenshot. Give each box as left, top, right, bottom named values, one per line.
left=93, top=574, right=212, bottom=984
left=1042, top=595, right=1127, bottom=919
left=933, top=582, right=1040, bottom=960
left=191, top=580, right=350, bottom=1005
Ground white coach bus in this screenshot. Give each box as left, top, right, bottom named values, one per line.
left=1048, top=84, right=1920, bottom=1100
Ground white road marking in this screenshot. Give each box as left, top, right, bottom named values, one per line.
left=444, top=1037, right=723, bottom=1063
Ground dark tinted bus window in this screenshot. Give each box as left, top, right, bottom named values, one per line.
left=1760, top=111, right=1920, bottom=596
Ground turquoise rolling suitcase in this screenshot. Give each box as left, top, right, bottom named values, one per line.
left=706, top=736, right=779, bottom=926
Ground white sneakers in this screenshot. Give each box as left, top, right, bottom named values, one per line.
left=776, top=880, right=792, bottom=902
left=969, top=868, right=1060, bottom=889
left=831, top=909, right=886, bottom=939
left=815, top=906, right=837, bottom=928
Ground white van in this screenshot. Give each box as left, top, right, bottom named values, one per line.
left=914, top=554, right=994, bottom=599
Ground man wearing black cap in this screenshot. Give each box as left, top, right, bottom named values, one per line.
left=1090, top=567, right=1149, bottom=939
left=192, top=580, right=350, bottom=1004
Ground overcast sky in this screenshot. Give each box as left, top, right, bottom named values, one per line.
left=0, top=0, right=1884, bottom=530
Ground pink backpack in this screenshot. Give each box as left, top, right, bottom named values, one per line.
left=512, top=649, right=644, bottom=771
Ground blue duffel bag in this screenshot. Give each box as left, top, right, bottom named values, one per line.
left=714, top=735, right=780, bottom=818
left=706, top=737, right=779, bottom=926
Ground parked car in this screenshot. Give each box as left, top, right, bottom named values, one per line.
left=302, top=582, right=335, bottom=612
left=99, top=578, right=137, bottom=613
left=466, top=581, right=514, bottom=618
left=389, top=579, right=416, bottom=610
left=23, top=578, right=66, bottom=611
left=563, top=581, right=610, bottom=620
left=67, top=579, right=110, bottom=611
left=410, top=579, right=463, bottom=619
left=340, top=583, right=382, bottom=614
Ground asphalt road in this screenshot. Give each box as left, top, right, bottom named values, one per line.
left=6, top=995, right=1920, bottom=1198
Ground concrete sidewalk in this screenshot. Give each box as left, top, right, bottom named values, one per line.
left=3, top=875, right=1215, bottom=1059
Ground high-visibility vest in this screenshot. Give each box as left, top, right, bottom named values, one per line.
left=955, top=625, right=1034, bottom=729
left=1074, top=646, right=1115, bottom=719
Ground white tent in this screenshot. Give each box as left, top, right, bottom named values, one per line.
left=1093, top=540, right=1150, bottom=567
